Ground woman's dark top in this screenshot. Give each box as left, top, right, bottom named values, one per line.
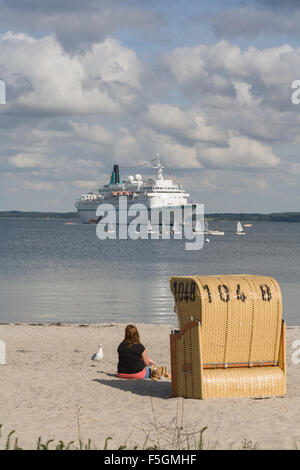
left=117, top=342, right=145, bottom=374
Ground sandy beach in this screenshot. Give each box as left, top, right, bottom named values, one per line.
left=0, top=322, right=300, bottom=450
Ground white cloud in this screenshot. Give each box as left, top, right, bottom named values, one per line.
left=82, top=39, right=142, bottom=89
left=145, top=103, right=227, bottom=144
left=165, top=40, right=299, bottom=110
left=0, top=33, right=142, bottom=115
left=163, top=39, right=300, bottom=152
left=197, top=131, right=280, bottom=169
left=8, top=153, right=51, bottom=169
left=71, top=122, right=114, bottom=146
left=145, top=103, right=192, bottom=132
left=140, top=128, right=202, bottom=169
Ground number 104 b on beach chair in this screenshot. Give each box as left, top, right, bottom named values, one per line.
left=169, top=275, right=286, bottom=399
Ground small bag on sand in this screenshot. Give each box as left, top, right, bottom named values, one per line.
left=150, top=365, right=170, bottom=381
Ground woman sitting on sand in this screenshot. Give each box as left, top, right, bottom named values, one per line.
left=117, top=324, right=155, bottom=379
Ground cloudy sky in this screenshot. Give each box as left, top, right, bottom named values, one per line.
left=0, top=0, right=300, bottom=212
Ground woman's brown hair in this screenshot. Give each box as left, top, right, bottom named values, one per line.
left=124, top=324, right=140, bottom=347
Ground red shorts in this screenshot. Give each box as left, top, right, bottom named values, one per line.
left=117, top=369, right=147, bottom=379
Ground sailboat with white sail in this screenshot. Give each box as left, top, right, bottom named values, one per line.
left=147, top=220, right=156, bottom=234
left=193, top=220, right=204, bottom=234
left=105, top=222, right=115, bottom=233
left=171, top=221, right=181, bottom=236
left=236, top=221, right=246, bottom=235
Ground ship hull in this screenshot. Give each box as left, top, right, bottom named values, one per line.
left=77, top=203, right=195, bottom=225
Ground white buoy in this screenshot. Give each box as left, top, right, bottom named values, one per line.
left=91, top=344, right=104, bottom=361
left=0, top=340, right=6, bottom=365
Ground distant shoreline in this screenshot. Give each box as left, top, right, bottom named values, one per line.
left=0, top=211, right=300, bottom=222
left=0, top=211, right=79, bottom=220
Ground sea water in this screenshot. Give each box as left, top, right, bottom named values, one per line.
left=0, top=219, right=299, bottom=325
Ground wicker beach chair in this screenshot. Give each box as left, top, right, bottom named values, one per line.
left=169, top=275, right=286, bottom=399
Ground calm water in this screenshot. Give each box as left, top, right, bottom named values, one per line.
left=0, top=219, right=299, bottom=325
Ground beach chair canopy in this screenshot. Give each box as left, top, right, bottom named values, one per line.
left=169, top=275, right=286, bottom=399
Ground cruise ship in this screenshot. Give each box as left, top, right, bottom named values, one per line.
left=75, top=156, right=196, bottom=224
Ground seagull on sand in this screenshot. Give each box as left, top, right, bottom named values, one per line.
left=91, top=344, right=104, bottom=361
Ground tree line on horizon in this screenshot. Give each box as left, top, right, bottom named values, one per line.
left=0, top=211, right=299, bottom=222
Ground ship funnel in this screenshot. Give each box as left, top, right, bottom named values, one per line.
left=113, top=164, right=120, bottom=184
left=110, top=164, right=120, bottom=184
